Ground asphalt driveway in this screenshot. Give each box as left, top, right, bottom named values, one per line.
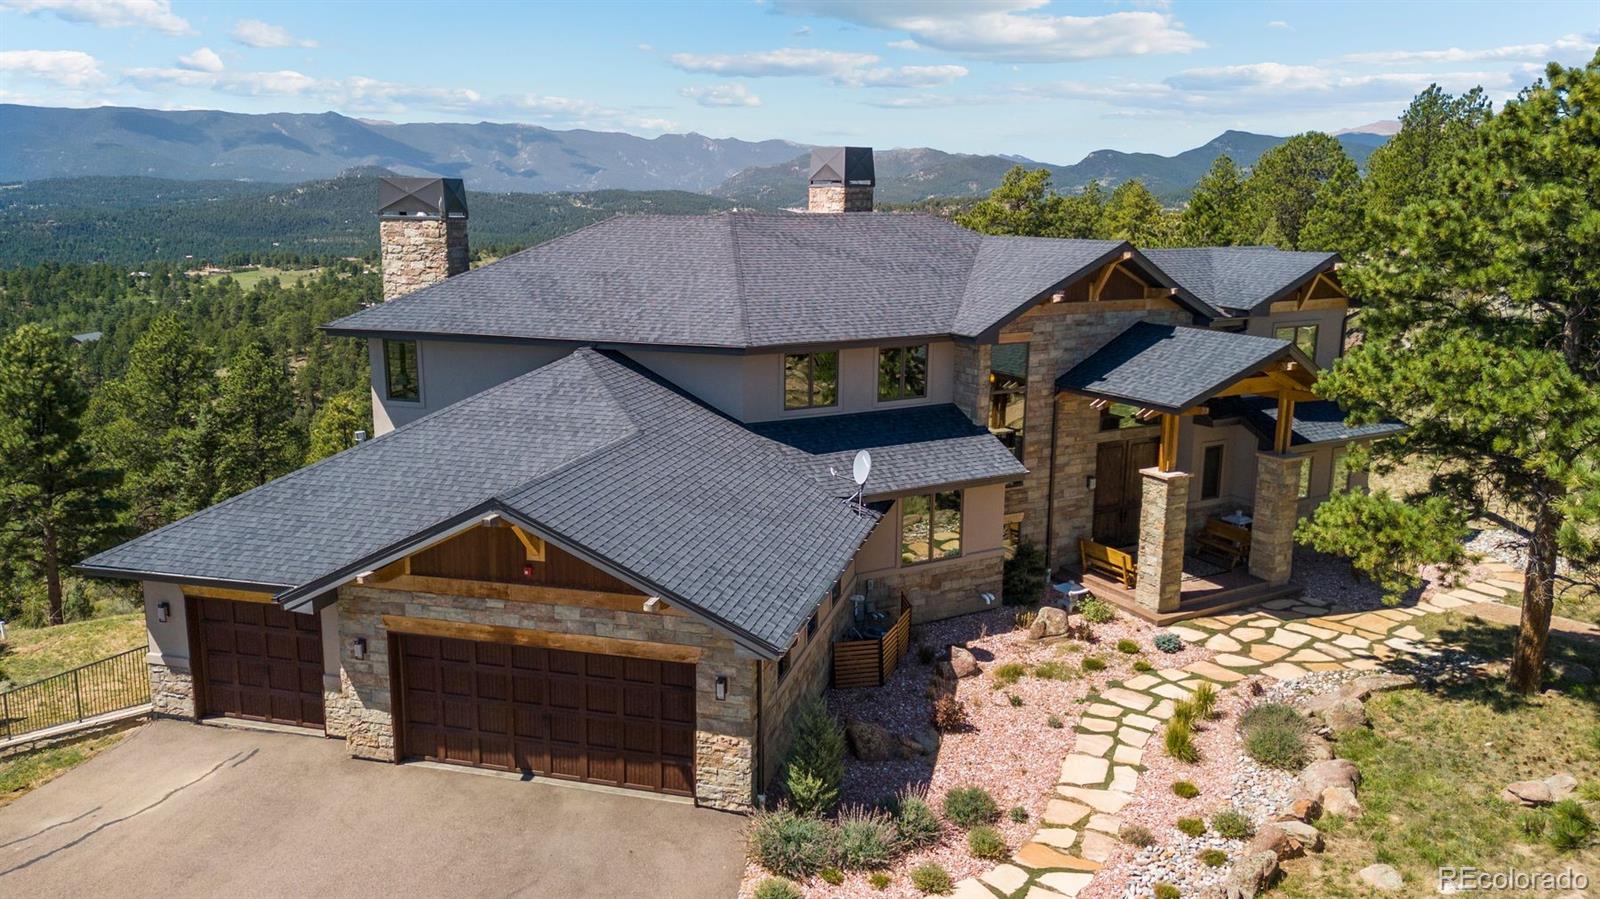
left=0, top=720, right=745, bottom=899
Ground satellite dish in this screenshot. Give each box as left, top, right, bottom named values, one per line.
left=852, top=449, right=872, bottom=486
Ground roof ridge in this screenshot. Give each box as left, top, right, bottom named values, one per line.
left=727, top=214, right=751, bottom=346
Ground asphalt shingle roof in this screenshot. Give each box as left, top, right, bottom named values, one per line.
left=1207, top=396, right=1406, bottom=447
left=1055, top=322, right=1295, bottom=413
left=78, top=349, right=878, bottom=656
left=746, top=405, right=1027, bottom=497
left=1142, top=247, right=1337, bottom=315
left=326, top=213, right=1214, bottom=348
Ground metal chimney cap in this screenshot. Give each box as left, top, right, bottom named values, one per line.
left=378, top=176, right=468, bottom=219
left=808, top=147, right=874, bottom=187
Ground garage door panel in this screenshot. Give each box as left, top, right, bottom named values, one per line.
left=397, top=633, right=696, bottom=797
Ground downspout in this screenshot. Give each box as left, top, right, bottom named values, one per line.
left=752, top=660, right=764, bottom=808
left=1044, top=392, right=1061, bottom=574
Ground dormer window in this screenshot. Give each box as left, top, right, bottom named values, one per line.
left=784, top=351, right=838, bottom=410
left=877, top=344, right=928, bottom=402
left=384, top=339, right=420, bottom=402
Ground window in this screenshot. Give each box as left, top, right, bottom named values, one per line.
left=784, top=351, right=838, bottom=410
left=1003, top=513, right=1024, bottom=558
left=1330, top=447, right=1353, bottom=493
left=383, top=339, right=420, bottom=402
left=807, top=606, right=819, bottom=639
left=1274, top=323, right=1320, bottom=360
left=777, top=639, right=796, bottom=681
left=1201, top=443, right=1225, bottom=500
left=878, top=344, right=928, bottom=401
left=900, top=491, right=962, bottom=565
left=1297, top=456, right=1313, bottom=499
left=988, top=343, right=1028, bottom=461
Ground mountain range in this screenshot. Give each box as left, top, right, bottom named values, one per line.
left=2, top=104, right=1389, bottom=205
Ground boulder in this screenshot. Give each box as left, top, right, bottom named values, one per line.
left=1277, top=820, right=1325, bottom=853
left=1247, top=824, right=1298, bottom=861
left=934, top=661, right=958, bottom=682
left=1029, top=606, right=1071, bottom=640
left=1321, top=786, right=1363, bottom=818
left=1301, top=759, right=1360, bottom=795
left=844, top=720, right=897, bottom=761
left=1321, top=698, right=1370, bottom=733
left=1358, top=863, right=1403, bottom=891
left=1500, top=780, right=1554, bottom=806
left=1337, top=673, right=1415, bottom=702
left=949, top=645, right=979, bottom=678
left=1276, top=795, right=1322, bottom=823
left=1550, top=660, right=1595, bottom=685
left=1544, top=773, right=1577, bottom=801
left=911, top=727, right=942, bottom=755
left=1221, top=850, right=1279, bottom=899
left=1305, top=737, right=1334, bottom=762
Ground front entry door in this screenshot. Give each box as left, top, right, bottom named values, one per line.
left=1092, top=437, right=1160, bottom=547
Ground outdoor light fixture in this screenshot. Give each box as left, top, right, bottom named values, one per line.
left=352, top=637, right=368, bottom=660
left=522, top=561, right=536, bottom=578
left=715, top=676, right=728, bottom=701
left=156, top=601, right=170, bottom=623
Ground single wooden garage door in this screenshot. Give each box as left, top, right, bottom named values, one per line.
left=396, top=634, right=696, bottom=797
left=193, top=597, right=325, bottom=728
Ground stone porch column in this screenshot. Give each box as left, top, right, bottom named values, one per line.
left=1250, top=452, right=1304, bottom=586
left=1135, top=467, right=1189, bottom=613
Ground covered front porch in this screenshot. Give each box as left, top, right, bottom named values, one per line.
left=1055, top=322, right=1317, bottom=618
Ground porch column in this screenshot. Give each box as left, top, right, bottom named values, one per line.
left=1134, top=467, right=1189, bottom=613
left=1249, top=452, right=1304, bottom=586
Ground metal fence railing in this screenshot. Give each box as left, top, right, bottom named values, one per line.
left=0, top=646, right=149, bottom=740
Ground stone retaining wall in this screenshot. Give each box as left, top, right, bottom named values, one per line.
left=148, top=660, right=195, bottom=719
left=875, top=550, right=1005, bottom=623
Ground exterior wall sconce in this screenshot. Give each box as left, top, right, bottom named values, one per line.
left=521, top=561, right=536, bottom=578
left=156, top=601, right=170, bottom=623
left=352, top=637, right=368, bottom=660
left=715, top=676, right=728, bottom=701
left=1086, top=474, right=1097, bottom=490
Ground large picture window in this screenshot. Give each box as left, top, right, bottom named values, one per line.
left=384, top=339, right=420, bottom=402
left=1274, top=323, right=1320, bottom=360
left=878, top=344, right=928, bottom=401
left=988, top=343, right=1027, bottom=461
left=784, top=351, right=838, bottom=410
left=900, top=491, right=963, bottom=565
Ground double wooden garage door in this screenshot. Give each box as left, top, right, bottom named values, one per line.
left=395, top=634, right=697, bottom=797
left=192, top=597, right=326, bottom=728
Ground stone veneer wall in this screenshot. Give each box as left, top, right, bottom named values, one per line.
left=874, top=550, right=1005, bottom=624
left=379, top=218, right=469, bottom=300
left=1135, top=468, right=1189, bottom=612
left=149, top=660, right=195, bottom=719
left=806, top=185, right=874, bottom=213
left=1249, top=452, right=1304, bottom=586
left=951, top=341, right=992, bottom=427
left=330, top=585, right=760, bottom=811
left=756, top=585, right=856, bottom=791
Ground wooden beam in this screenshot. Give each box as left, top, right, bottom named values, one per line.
left=363, top=574, right=668, bottom=615
left=1274, top=393, right=1296, bottom=452
left=183, top=585, right=277, bottom=604
left=509, top=525, right=547, bottom=562
left=380, top=615, right=702, bottom=663
left=1088, top=259, right=1125, bottom=301
left=1213, top=376, right=1290, bottom=398
left=1158, top=413, right=1180, bottom=472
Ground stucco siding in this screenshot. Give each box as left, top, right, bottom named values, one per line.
left=370, top=338, right=571, bottom=434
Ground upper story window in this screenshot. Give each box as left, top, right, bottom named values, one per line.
left=1201, top=443, right=1225, bottom=500
left=383, top=339, right=420, bottom=402
left=877, top=344, right=928, bottom=402
left=784, top=351, right=838, bottom=410
left=1274, top=323, right=1319, bottom=360
left=988, top=343, right=1027, bottom=461
left=900, top=490, right=963, bottom=565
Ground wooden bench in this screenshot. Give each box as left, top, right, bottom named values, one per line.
left=1194, top=520, right=1251, bottom=570
left=1079, top=538, right=1136, bottom=588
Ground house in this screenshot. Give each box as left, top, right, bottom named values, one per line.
left=77, top=152, right=1399, bottom=811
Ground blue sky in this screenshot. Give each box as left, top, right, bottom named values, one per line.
left=1, top=1, right=1595, bottom=161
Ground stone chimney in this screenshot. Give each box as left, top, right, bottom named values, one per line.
left=807, top=147, right=874, bottom=213
left=378, top=176, right=469, bottom=300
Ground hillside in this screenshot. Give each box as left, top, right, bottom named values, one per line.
left=0, top=171, right=750, bottom=265
left=0, top=104, right=803, bottom=192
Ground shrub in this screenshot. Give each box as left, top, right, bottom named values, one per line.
left=1154, top=884, right=1180, bottom=899
left=1046, top=714, right=1063, bottom=729
left=968, top=825, right=1007, bottom=860
left=1008, top=693, right=1024, bottom=707
left=1172, top=780, right=1199, bottom=799
left=917, top=644, right=937, bottom=665
left=1009, top=805, right=1029, bottom=823
left=1033, top=660, right=1073, bottom=680
left=1240, top=702, right=1310, bottom=770
left=1211, top=809, right=1254, bottom=839
left=1004, top=539, right=1050, bottom=606
left=784, top=698, right=845, bottom=815
left=869, top=871, right=892, bottom=890
left=1191, top=682, right=1218, bottom=719
left=910, top=862, right=953, bottom=895
left=1116, top=638, right=1140, bottom=654
left=1169, top=699, right=1199, bottom=731
left=1198, top=848, right=1228, bottom=867
left=894, top=790, right=943, bottom=850
left=1133, top=659, right=1154, bottom=672
left=1518, top=809, right=1548, bottom=838
left=1580, top=781, right=1600, bottom=801
left=1239, top=702, right=1303, bottom=731
left=753, top=878, right=803, bottom=899
left=837, top=806, right=900, bottom=871
left=819, top=867, right=844, bottom=885
left=1120, top=823, right=1156, bottom=847
left=931, top=695, right=969, bottom=732
left=992, top=662, right=1027, bottom=688
left=1176, top=817, right=1205, bottom=837
left=747, top=807, right=836, bottom=879
left=1082, top=656, right=1107, bottom=672
left=1153, top=632, right=1183, bottom=653
left=1077, top=595, right=1114, bottom=623
left=1165, top=718, right=1200, bottom=763
left=943, top=786, right=999, bottom=828
left=1549, top=799, right=1596, bottom=851
left=1013, top=608, right=1037, bottom=630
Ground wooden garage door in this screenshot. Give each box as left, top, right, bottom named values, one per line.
left=396, top=634, right=696, bottom=797
left=193, top=597, right=325, bottom=729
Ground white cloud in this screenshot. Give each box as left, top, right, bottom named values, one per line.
left=231, top=19, right=318, bottom=49
left=0, top=49, right=107, bottom=88
left=666, top=47, right=967, bottom=87
left=772, top=0, right=1202, bottom=62
left=680, top=83, right=762, bottom=107
left=177, top=47, right=224, bottom=73
left=1342, top=33, right=1595, bottom=65
left=0, top=0, right=191, bottom=35
left=125, top=66, right=319, bottom=96
left=1267, top=20, right=1290, bottom=29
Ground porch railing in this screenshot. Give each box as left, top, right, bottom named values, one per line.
left=0, top=646, right=149, bottom=740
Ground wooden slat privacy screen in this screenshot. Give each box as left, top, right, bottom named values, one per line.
left=832, top=596, right=913, bottom=689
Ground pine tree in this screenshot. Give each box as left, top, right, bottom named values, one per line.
left=1102, top=180, right=1176, bottom=246
left=1245, top=132, right=1355, bottom=247
left=214, top=342, right=300, bottom=499
left=1181, top=155, right=1248, bottom=245
left=1362, top=85, right=1491, bottom=243
left=1298, top=156, right=1367, bottom=256
left=0, top=325, right=124, bottom=625
left=306, top=390, right=373, bottom=463
left=956, top=166, right=1104, bottom=238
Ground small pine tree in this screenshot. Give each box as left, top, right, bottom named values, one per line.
left=214, top=342, right=300, bottom=499
left=1002, top=539, right=1048, bottom=606
left=306, top=390, right=373, bottom=463
left=783, top=697, right=845, bottom=815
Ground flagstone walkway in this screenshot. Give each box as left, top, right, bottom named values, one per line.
left=948, top=560, right=1523, bottom=899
